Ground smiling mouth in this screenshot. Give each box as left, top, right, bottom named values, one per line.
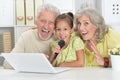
left=60, top=36, right=66, bottom=40
left=42, top=29, right=50, bottom=33
left=81, top=32, right=88, bottom=36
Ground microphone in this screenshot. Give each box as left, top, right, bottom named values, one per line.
left=51, top=40, right=65, bottom=63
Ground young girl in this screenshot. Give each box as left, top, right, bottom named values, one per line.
left=49, top=12, right=85, bottom=67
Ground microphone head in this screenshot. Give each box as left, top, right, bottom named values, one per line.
left=58, top=40, right=65, bottom=48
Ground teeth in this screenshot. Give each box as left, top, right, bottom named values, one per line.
left=81, top=32, right=87, bottom=35
left=42, top=29, right=49, bottom=33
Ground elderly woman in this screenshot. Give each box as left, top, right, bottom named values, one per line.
left=75, top=8, right=120, bottom=67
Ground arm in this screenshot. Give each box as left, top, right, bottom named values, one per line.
left=58, top=36, right=85, bottom=67
left=59, top=50, right=84, bottom=67
left=89, top=40, right=109, bottom=67
left=49, top=45, right=62, bottom=66
left=11, top=35, right=25, bottom=53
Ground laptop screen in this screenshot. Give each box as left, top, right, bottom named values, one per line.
left=2, top=53, right=70, bottom=73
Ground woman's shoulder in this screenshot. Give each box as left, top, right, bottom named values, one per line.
left=106, top=27, right=120, bottom=37
left=103, top=27, right=120, bottom=49
left=104, top=27, right=120, bottom=43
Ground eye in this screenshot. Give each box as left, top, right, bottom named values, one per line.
left=77, top=22, right=81, bottom=26
left=49, top=21, right=54, bottom=26
left=64, top=28, right=67, bottom=30
left=77, top=22, right=81, bottom=25
left=83, top=21, right=89, bottom=26
left=39, top=19, right=46, bottom=23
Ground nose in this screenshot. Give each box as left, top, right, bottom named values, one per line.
left=57, top=29, right=63, bottom=35
left=59, top=30, right=63, bottom=35
left=78, top=24, right=84, bottom=31
left=44, top=22, right=49, bottom=29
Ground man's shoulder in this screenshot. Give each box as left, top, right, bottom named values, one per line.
left=17, top=28, right=38, bottom=41
left=21, top=28, right=37, bottom=36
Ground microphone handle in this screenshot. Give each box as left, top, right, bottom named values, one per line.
left=51, top=52, right=58, bottom=63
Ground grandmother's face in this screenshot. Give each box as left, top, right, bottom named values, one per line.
left=77, top=15, right=97, bottom=41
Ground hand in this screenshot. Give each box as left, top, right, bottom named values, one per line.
left=44, top=54, right=49, bottom=59
left=89, top=40, right=104, bottom=66
left=51, top=45, right=62, bottom=66
left=52, top=45, right=61, bottom=55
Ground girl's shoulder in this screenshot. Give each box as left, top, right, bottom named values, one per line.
left=50, top=40, right=57, bottom=47
left=71, top=32, right=83, bottom=41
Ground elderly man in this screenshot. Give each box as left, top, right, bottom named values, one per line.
left=4, top=4, right=60, bottom=69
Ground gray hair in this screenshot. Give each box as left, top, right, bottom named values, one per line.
left=37, top=4, right=60, bottom=20
left=75, top=8, right=108, bottom=42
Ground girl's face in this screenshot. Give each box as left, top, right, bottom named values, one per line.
left=77, top=15, right=97, bottom=41
left=55, top=20, right=73, bottom=43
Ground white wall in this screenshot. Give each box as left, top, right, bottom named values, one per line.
left=0, top=0, right=14, bottom=27
left=97, top=0, right=120, bottom=33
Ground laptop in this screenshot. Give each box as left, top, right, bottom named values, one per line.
left=2, top=53, right=70, bottom=73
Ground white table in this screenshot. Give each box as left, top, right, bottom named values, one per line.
left=0, top=67, right=120, bottom=80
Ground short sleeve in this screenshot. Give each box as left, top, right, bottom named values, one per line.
left=105, top=28, right=120, bottom=49
left=50, top=41, right=58, bottom=53
left=73, top=36, right=84, bottom=51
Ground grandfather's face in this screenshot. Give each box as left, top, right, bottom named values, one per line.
left=77, top=15, right=97, bottom=41
left=36, top=10, right=57, bottom=40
